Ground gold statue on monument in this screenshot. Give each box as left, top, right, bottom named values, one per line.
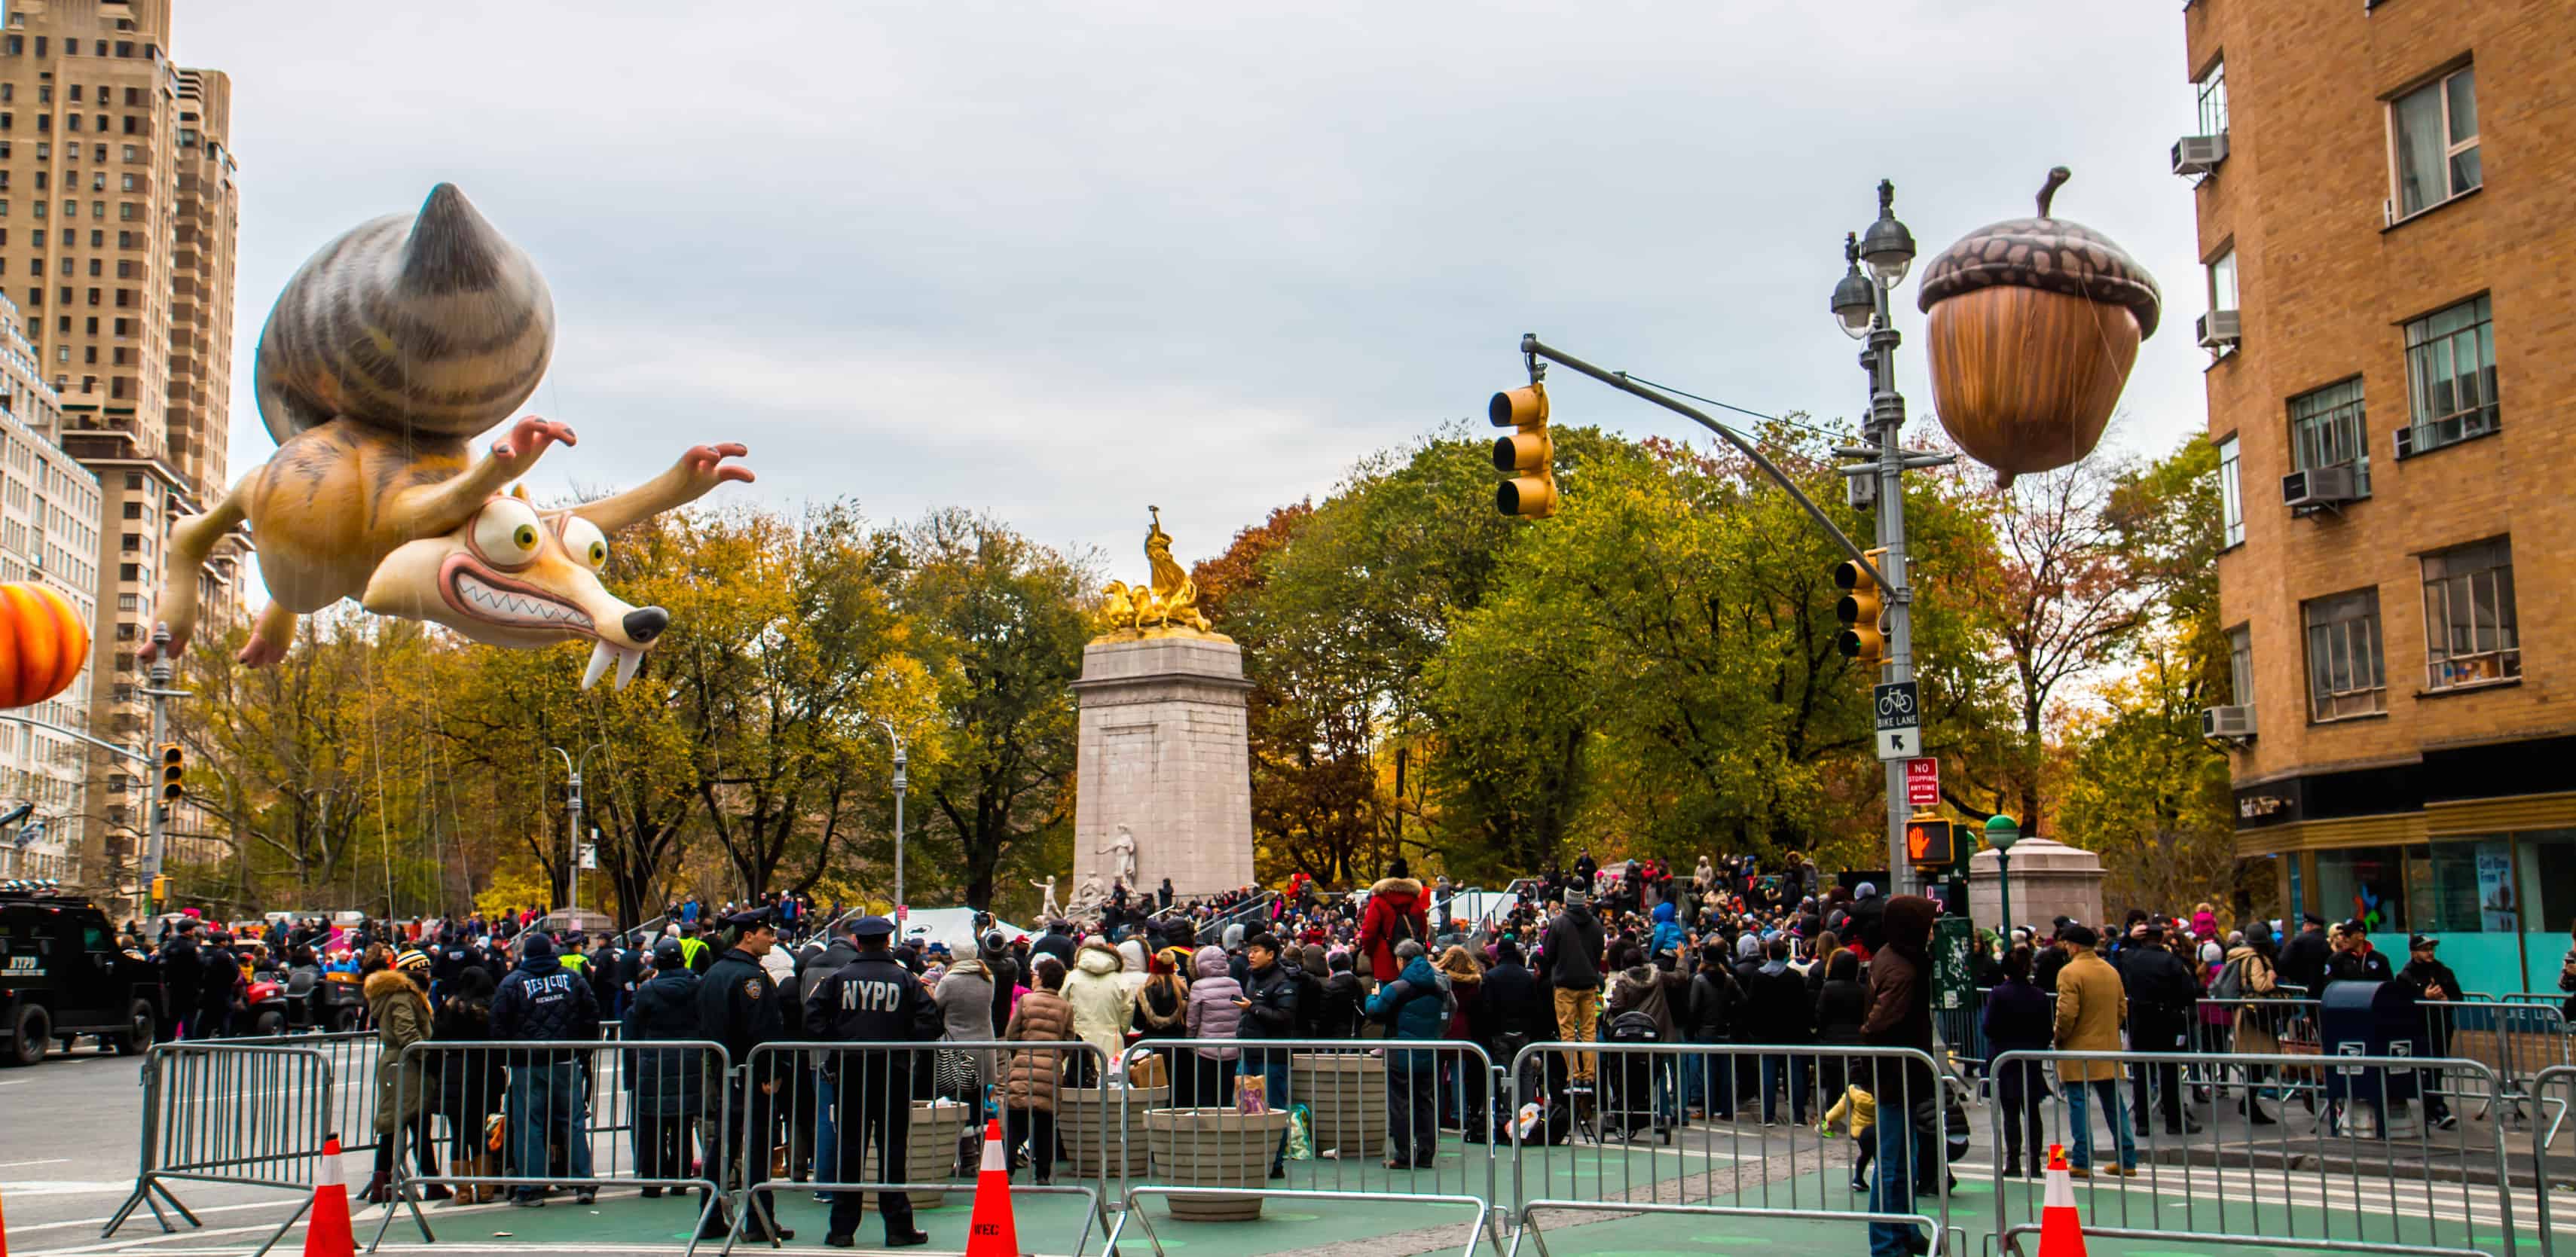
left=1102, top=505, right=1215, bottom=636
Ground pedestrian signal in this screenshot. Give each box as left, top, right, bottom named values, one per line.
left=1905, top=816, right=1954, bottom=867
left=1489, top=382, right=1557, bottom=518
left=1833, top=548, right=1888, bottom=667
left=159, top=743, right=185, bottom=804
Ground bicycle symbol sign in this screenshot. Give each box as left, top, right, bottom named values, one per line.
left=1873, top=681, right=1920, bottom=762
left=1872, top=682, right=1919, bottom=730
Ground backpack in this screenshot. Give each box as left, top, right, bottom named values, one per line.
left=2210, top=956, right=2246, bottom=1002
left=1386, top=902, right=1416, bottom=949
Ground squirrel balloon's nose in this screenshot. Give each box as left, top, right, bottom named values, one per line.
left=623, top=606, right=670, bottom=644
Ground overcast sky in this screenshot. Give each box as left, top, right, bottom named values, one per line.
left=183, top=1, right=2206, bottom=581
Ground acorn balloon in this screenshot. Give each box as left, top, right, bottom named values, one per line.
left=1915, top=167, right=2161, bottom=487
left=0, top=582, right=90, bottom=709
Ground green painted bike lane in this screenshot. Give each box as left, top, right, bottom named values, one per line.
left=364, top=1135, right=2566, bottom=1257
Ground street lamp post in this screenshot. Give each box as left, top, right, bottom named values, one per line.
left=543, top=743, right=605, bottom=917
left=1833, top=179, right=1951, bottom=894
left=875, top=722, right=908, bottom=917
left=1985, top=813, right=2021, bottom=941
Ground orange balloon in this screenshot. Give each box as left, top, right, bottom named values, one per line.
left=0, top=582, right=90, bottom=709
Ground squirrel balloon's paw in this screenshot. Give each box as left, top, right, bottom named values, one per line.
left=492, top=415, right=578, bottom=462
left=237, top=632, right=288, bottom=668
left=680, top=443, right=754, bottom=489
left=141, top=624, right=189, bottom=663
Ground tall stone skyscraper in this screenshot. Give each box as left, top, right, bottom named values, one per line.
left=0, top=0, right=239, bottom=890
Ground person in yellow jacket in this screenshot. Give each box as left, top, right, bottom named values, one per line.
left=1823, top=1083, right=1877, bottom=1193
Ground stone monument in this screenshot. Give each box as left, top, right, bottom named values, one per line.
left=1967, top=834, right=2105, bottom=933
left=1069, top=508, right=1257, bottom=902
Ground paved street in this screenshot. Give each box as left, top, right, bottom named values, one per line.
left=8, top=1038, right=2574, bottom=1257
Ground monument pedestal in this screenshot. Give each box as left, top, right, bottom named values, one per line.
left=1070, top=631, right=1256, bottom=903
left=1968, top=836, right=2105, bottom=934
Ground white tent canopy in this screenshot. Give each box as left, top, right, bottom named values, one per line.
left=897, top=906, right=1028, bottom=954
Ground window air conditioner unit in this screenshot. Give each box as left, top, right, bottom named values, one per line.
left=2196, top=309, right=2241, bottom=349
left=2202, top=705, right=2256, bottom=740
left=2282, top=464, right=2359, bottom=511
left=2172, top=134, right=2229, bottom=176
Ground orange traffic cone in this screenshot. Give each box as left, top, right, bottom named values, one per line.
left=2037, top=1143, right=2086, bottom=1257
left=964, top=1118, right=1021, bottom=1257
left=3, top=1177, right=14, bottom=1257
left=303, top=1136, right=356, bottom=1257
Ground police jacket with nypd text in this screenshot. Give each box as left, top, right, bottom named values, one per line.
left=491, top=950, right=601, bottom=1062
left=697, top=946, right=787, bottom=1077
left=812, top=950, right=943, bottom=1085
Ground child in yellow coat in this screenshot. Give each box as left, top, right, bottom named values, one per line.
left=1823, top=1083, right=1876, bottom=1193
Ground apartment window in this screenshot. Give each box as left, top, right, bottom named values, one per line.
left=120, top=145, right=135, bottom=162
left=2399, top=294, right=2497, bottom=456
left=2304, top=587, right=2387, bottom=721
left=118, top=172, right=131, bottom=192
left=2226, top=624, right=2254, bottom=708
left=2288, top=377, right=2370, bottom=495
left=2196, top=60, right=2228, bottom=136
left=2422, top=537, right=2517, bottom=691
left=2391, top=67, right=2480, bottom=219
left=2208, top=247, right=2237, bottom=313
left=2217, top=435, right=2244, bottom=547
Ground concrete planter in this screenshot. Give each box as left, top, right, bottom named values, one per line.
left=851, top=1098, right=973, bottom=1209
left=1289, top=1051, right=1386, bottom=1158
left=1059, top=1084, right=1166, bottom=1178
left=1143, top=1107, right=1291, bottom=1221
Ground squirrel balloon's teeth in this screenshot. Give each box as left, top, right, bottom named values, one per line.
left=614, top=645, right=643, bottom=691
left=582, top=639, right=615, bottom=691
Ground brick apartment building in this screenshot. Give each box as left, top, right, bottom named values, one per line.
left=2183, top=0, right=2573, bottom=993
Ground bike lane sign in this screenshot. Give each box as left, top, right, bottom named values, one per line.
left=1874, top=680, right=1920, bottom=761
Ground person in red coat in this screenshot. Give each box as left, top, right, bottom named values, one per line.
left=1355, top=858, right=1429, bottom=984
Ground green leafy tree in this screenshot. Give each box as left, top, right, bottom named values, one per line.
left=898, top=509, right=1089, bottom=913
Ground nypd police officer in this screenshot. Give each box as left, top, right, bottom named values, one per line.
left=811, top=915, right=940, bottom=1249
left=695, top=908, right=793, bottom=1242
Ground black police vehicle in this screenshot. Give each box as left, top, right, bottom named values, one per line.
left=1, top=883, right=164, bottom=1066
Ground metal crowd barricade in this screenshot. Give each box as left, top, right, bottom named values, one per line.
left=371, top=1038, right=732, bottom=1257
left=102, top=1042, right=341, bottom=1248
left=2429, top=999, right=2571, bottom=1125
left=221, top=1029, right=384, bottom=1157
left=1989, top=1048, right=2513, bottom=1257
left=738, top=1039, right=1109, bottom=1255
left=1106, top=1036, right=1500, bottom=1257
left=2534, top=1064, right=2573, bottom=1257
left=1505, top=1041, right=1954, bottom=1257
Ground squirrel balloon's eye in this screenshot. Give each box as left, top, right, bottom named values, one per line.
left=561, top=516, right=609, bottom=572
left=471, top=497, right=545, bottom=569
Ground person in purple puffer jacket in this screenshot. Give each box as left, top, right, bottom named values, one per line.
left=1181, top=945, right=1242, bottom=1109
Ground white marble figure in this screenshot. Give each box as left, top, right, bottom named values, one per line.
left=1100, top=823, right=1141, bottom=889
left=1031, top=875, right=1060, bottom=919
left=1066, top=873, right=1106, bottom=920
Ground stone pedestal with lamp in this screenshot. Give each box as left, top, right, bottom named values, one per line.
left=1969, top=820, right=2104, bottom=937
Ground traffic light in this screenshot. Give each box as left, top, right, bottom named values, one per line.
left=158, top=743, right=184, bottom=805
left=151, top=875, right=168, bottom=903
left=1832, top=547, right=1888, bottom=667
left=1489, top=381, right=1557, bottom=518
left=1904, top=816, right=1954, bottom=868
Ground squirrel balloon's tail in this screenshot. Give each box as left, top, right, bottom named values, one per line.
left=252, top=182, right=555, bottom=445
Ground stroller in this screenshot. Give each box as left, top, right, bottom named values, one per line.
left=1598, top=1010, right=1672, bottom=1144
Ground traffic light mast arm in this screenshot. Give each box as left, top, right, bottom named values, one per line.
left=1519, top=334, right=1890, bottom=590
left=0, top=712, right=157, bottom=766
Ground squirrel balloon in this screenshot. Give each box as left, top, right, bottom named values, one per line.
left=150, top=184, right=752, bottom=688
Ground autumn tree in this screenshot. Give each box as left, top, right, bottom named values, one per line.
left=898, top=509, right=1089, bottom=914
